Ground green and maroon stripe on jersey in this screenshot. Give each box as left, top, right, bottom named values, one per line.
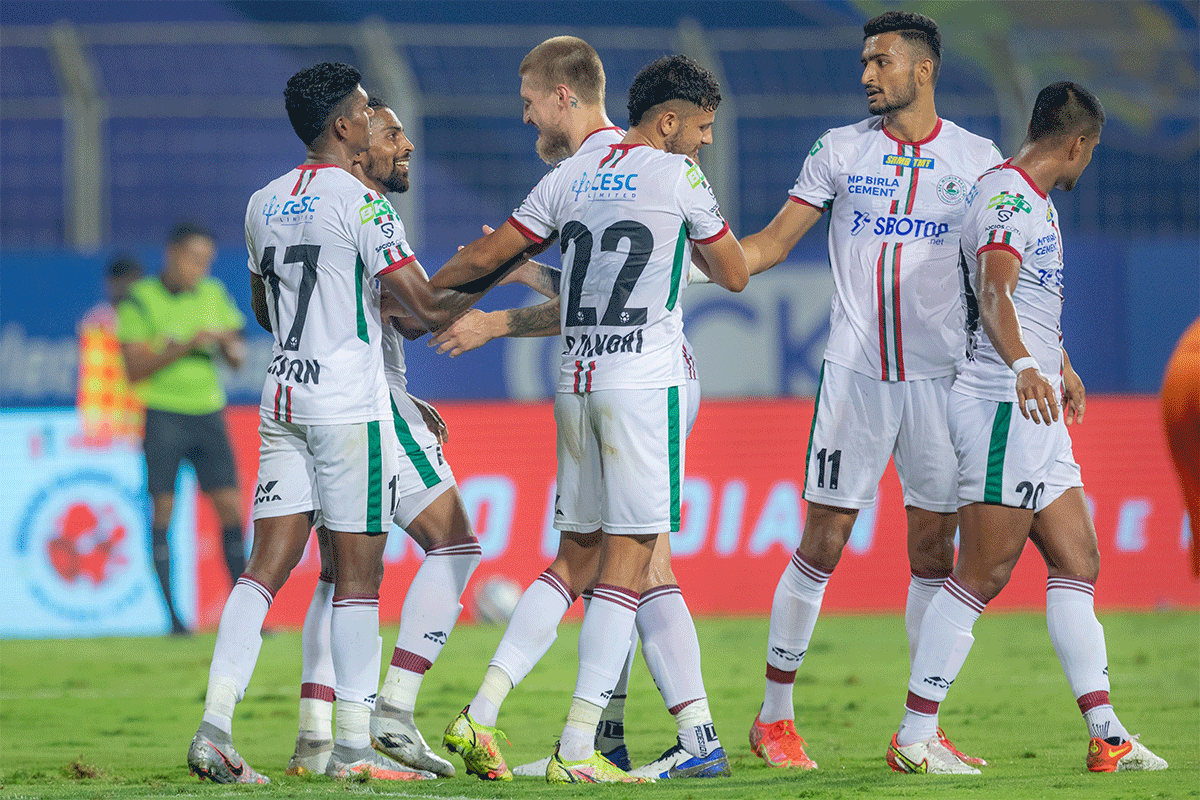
left=887, top=143, right=921, bottom=215
left=875, top=242, right=906, bottom=381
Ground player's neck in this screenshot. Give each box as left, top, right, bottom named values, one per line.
left=622, top=126, right=661, bottom=151
left=305, top=138, right=357, bottom=171
left=568, top=111, right=616, bottom=153
left=881, top=98, right=938, bottom=144
left=1009, top=143, right=1060, bottom=196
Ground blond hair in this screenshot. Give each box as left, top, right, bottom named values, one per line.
left=519, top=36, right=605, bottom=105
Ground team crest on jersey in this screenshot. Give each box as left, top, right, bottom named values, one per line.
left=883, top=154, right=935, bottom=170
left=936, top=175, right=966, bottom=205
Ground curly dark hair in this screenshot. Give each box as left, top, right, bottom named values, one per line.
left=863, top=11, right=941, bottom=83
left=627, top=55, right=721, bottom=127
left=284, top=62, right=363, bottom=147
left=1028, top=81, right=1105, bottom=142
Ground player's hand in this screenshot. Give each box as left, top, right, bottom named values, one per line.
left=429, top=309, right=501, bottom=356
left=189, top=330, right=221, bottom=351
left=1062, top=361, right=1086, bottom=425
left=1016, top=366, right=1059, bottom=425
left=409, top=394, right=448, bottom=444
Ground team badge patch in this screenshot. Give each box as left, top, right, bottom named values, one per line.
left=936, top=175, right=966, bottom=205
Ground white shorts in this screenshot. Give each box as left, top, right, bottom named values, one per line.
left=948, top=389, right=1083, bottom=511
left=553, top=386, right=685, bottom=536
left=803, top=360, right=958, bottom=513
left=388, top=391, right=456, bottom=529
left=253, top=415, right=399, bottom=533
left=683, top=337, right=700, bottom=437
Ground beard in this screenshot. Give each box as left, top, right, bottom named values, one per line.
left=664, top=129, right=698, bottom=159
left=535, top=129, right=574, bottom=165
left=867, top=71, right=918, bottom=117
left=368, top=153, right=408, bottom=193
left=381, top=168, right=409, bottom=194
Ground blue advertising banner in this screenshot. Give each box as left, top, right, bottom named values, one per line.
left=0, top=410, right=198, bottom=637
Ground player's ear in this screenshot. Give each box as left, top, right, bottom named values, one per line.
left=555, top=84, right=571, bottom=109
left=657, top=109, right=678, bottom=138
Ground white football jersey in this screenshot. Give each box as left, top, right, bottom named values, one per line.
left=511, top=141, right=729, bottom=392
left=954, top=161, right=1065, bottom=402
left=246, top=163, right=417, bottom=424
left=789, top=117, right=1001, bottom=381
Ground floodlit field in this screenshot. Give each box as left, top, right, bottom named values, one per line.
left=1, top=611, right=1195, bottom=799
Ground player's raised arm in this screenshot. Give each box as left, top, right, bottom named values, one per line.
left=977, top=248, right=1059, bottom=425
left=429, top=221, right=552, bottom=295
left=740, top=199, right=825, bottom=276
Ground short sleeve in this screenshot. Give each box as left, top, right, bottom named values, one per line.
left=115, top=293, right=152, bottom=344
left=970, top=184, right=1032, bottom=263
left=509, top=167, right=560, bottom=243
left=787, top=129, right=837, bottom=210
left=245, top=196, right=261, bottom=275
left=352, top=191, right=418, bottom=278
left=207, top=279, right=246, bottom=331
left=677, top=158, right=729, bottom=244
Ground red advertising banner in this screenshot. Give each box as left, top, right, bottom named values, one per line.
left=195, top=398, right=1196, bottom=629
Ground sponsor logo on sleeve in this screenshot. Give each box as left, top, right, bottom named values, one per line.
left=358, top=196, right=397, bottom=226
left=986, top=191, right=1032, bottom=222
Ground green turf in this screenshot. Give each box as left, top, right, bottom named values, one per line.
left=1, top=611, right=1195, bottom=799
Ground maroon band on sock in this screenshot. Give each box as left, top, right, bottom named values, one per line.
left=905, top=691, right=940, bottom=715
left=301, top=682, right=335, bottom=702
left=426, top=535, right=482, bottom=556
left=765, top=664, right=796, bottom=685
left=538, top=568, right=576, bottom=604
left=390, top=648, right=433, bottom=674
left=639, top=584, right=682, bottom=606
left=1076, top=689, right=1111, bottom=713
left=668, top=698, right=698, bottom=716
left=332, top=593, right=379, bottom=608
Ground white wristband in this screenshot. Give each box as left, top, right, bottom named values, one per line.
left=1011, top=356, right=1039, bottom=375
left=687, top=263, right=711, bottom=285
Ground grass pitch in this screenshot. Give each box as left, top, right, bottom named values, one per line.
left=1, top=611, right=1195, bottom=799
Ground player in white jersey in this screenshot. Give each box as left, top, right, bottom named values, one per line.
left=430, top=37, right=726, bottom=783
left=722, top=12, right=998, bottom=769
left=281, top=98, right=480, bottom=781
left=892, top=82, right=1166, bottom=775
left=435, top=53, right=747, bottom=784
left=187, top=63, right=511, bottom=785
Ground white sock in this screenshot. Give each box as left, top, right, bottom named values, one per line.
left=597, top=626, right=637, bottom=753
left=560, top=699, right=604, bottom=762
left=905, top=572, right=948, bottom=665
left=487, top=568, right=574, bottom=692
left=1046, top=576, right=1129, bottom=742
left=761, top=551, right=830, bottom=723
left=638, top=584, right=708, bottom=712
left=469, top=665, right=512, bottom=727
left=381, top=538, right=481, bottom=711
left=899, top=577, right=986, bottom=746
left=566, top=583, right=639, bottom=749
left=675, top=697, right=722, bottom=758
left=298, top=576, right=335, bottom=738
left=331, top=594, right=380, bottom=750
left=201, top=576, right=273, bottom=735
